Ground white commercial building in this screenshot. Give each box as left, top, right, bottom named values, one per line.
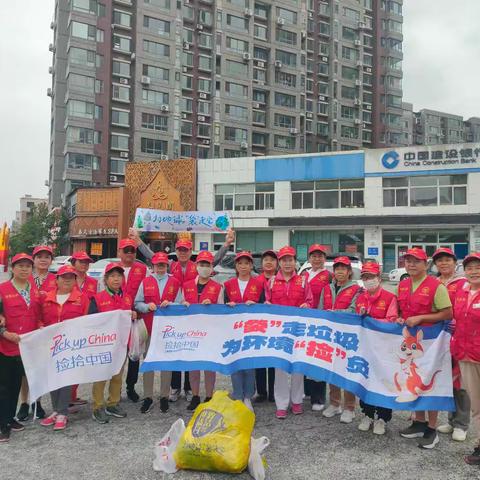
left=196, top=143, right=480, bottom=272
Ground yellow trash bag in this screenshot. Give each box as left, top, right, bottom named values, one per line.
left=174, top=390, right=255, bottom=473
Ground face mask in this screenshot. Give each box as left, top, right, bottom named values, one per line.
left=364, top=278, right=380, bottom=291
left=197, top=266, right=212, bottom=279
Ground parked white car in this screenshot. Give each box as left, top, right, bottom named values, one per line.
left=388, top=260, right=463, bottom=283
left=48, top=255, right=71, bottom=273
left=88, top=258, right=121, bottom=279
left=388, top=267, right=409, bottom=283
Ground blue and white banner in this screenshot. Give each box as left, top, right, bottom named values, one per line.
left=141, top=305, right=454, bottom=411
left=134, top=208, right=231, bottom=233
left=20, top=311, right=131, bottom=402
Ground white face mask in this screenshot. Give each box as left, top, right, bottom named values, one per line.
left=197, top=266, right=212, bottom=279
left=364, top=278, right=380, bottom=291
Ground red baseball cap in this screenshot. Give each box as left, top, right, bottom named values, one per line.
left=308, top=244, right=328, bottom=255
left=32, top=245, right=53, bottom=257
left=463, top=252, right=480, bottom=267
left=56, top=265, right=78, bottom=277
left=333, top=256, right=351, bottom=267
left=71, top=251, right=93, bottom=263
left=432, top=247, right=456, bottom=261
left=11, top=253, right=34, bottom=266
left=152, top=252, right=169, bottom=265
left=404, top=248, right=428, bottom=261
left=118, top=239, right=137, bottom=250
left=278, top=246, right=296, bottom=260
left=176, top=239, right=193, bottom=250
left=196, top=251, right=214, bottom=264
left=235, top=251, right=253, bottom=262
left=361, top=262, right=380, bottom=276
left=104, top=262, right=125, bottom=274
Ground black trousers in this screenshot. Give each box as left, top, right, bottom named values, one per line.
left=0, top=354, right=24, bottom=430
left=305, top=379, right=326, bottom=405
left=360, top=400, right=392, bottom=422
left=125, top=358, right=139, bottom=391
left=171, top=371, right=191, bottom=391
left=255, top=368, right=275, bottom=398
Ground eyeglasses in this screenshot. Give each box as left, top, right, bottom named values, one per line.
left=123, top=248, right=135, bottom=254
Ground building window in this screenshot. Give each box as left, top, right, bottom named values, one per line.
left=382, top=175, right=467, bottom=207
left=215, top=183, right=275, bottom=211
left=276, top=29, right=297, bottom=46
left=225, top=81, right=248, bottom=98
left=69, top=47, right=98, bottom=67
left=142, top=64, right=169, bottom=82
left=274, top=113, right=295, bottom=129
left=67, top=100, right=94, bottom=118
left=254, top=2, right=268, bottom=19
left=254, top=24, right=267, bottom=40
left=113, top=10, right=132, bottom=27
left=274, top=92, right=296, bottom=108
left=65, top=153, right=99, bottom=170
left=142, top=88, right=169, bottom=106
left=113, top=35, right=131, bottom=52
left=111, top=109, right=130, bottom=127
left=341, top=125, right=359, bottom=139
left=143, top=16, right=170, bottom=35
left=71, top=0, right=100, bottom=15
left=111, top=134, right=129, bottom=151
left=67, top=73, right=95, bottom=91
left=274, top=135, right=296, bottom=150
left=110, top=158, right=127, bottom=175
left=70, top=21, right=99, bottom=42
left=112, top=60, right=130, bottom=77
left=226, top=36, right=249, bottom=53
left=140, top=137, right=168, bottom=155
left=143, top=39, right=170, bottom=57
left=226, top=59, right=248, bottom=76
left=276, top=50, right=297, bottom=67
left=291, top=179, right=365, bottom=209
left=112, top=84, right=130, bottom=102
left=276, top=7, right=297, bottom=24
left=225, top=126, right=247, bottom=142
left=225, top=104, right=248, bottom=121
left=141, top=113, right=168, bottom=132
left=226, top=14, right=249, bottom=31
left=144, top=0, right=170, bottom=7
left=224, top=149, right=242, bottom=158
left=67, top=127, right=101, bottom=145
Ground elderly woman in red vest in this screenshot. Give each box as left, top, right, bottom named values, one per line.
left=39, top=266, right=89, bottom=431
left=319, top=256, right=361, bottom=424
left=355, top=262, right=397, bottom=435
left=134, top=252, right=181, bottom=414
left=89, top=263, right=136, bottom=424
left=224, top=252, right=265, bottom=412
left=452, top=252, right=480, bottom=465
left=182, top=251, right=223, bottom=411
left=0, top=254, right=41, bottom=443
left=265, top=246, right=313, bottom=420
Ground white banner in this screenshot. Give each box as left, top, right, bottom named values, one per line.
left=20, top=310, right=131, bottom=402
left=141, top=305, right=454, bottom=411
left=134, top=208, right=231, bottom=233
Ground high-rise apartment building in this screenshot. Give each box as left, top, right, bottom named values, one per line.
left=48, top=0, right=404, bottom=207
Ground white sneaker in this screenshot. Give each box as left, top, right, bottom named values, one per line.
left=243, top=398, right=254, bottom=412
left=312, top=403, right=325, bottom=412
left=373, top=419, right=386, bottom=435
left=169, top=388, right=180, bottom=402
left=452, top=428, right=467, bottom=442
left=437, top=423, right=453, bottom=434
left=358, top=415, right=373, bottom=431
left=340, top=410, right=355, bottom=424
left=323, top=405, right=342, bottom=418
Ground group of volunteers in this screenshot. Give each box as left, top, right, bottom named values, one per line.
left=0, top=234, right=480, bottom=466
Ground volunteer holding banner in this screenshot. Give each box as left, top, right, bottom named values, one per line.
left=265, top=246, right=313, bottom=420
left=38, top=265, right=89, bottom=431
left=0, top=254, right=41, bottom=443
left=134, top=252, right=181, bottom=414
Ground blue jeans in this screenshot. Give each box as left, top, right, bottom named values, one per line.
left=231, top=369, right=256, bottom=400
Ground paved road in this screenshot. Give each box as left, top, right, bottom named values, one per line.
left=3, top=375, right=477, bottom=480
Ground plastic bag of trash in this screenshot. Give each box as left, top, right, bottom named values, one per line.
left=248, top=436, right=270, bottom=480
left=153, top=418, right=185, bottom=473
left=128, top=318, right=148, bottom=361
left=174, top=391, right=255, bottom=473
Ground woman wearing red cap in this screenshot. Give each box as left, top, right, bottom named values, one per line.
left=397, top=247, right=452, bottom=449
left=265, top=246, right=313, bottom=419
left=0, top=254, right=41, bottom=443
left=182, top=250, right=223, bottom=411
left=70, top=251, right=98, bottom=300
left=89, top=263, right=136, bottom=424
left=319, top=256, right=361, bottom=424
left=303, top=244, right=331, bottom=412
left=451, top=253, right=480, bottom=464
left=38, top=266, right=89, bottom=431
left=432, top=248, right=470, bottom=442
left=224, top=252, right=265, bottom=411
left=355, top=262, right=398, bottom=435
left=134, top=252, right=181, bottom=414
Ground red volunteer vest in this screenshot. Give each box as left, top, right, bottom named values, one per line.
left=445, top=277, right=467, bottom=306
left=170, top=260, right=198, bottom=286
left=224, top=277, right=263, bottom=303
left=397, top=276, right=440, bottom=322
left=93, top=289, right=133, bottom=312
left=0, top=281, right=41, bottom=356
left=79, top=275, right=98, bottom=300
left=182, top=279, right=222, bottom=304
left=29, top=272, right=57, bottom=295
left=322, top=283, right=361, bottom=310
left=303, top=269, right=331, bottom=309
left=140, top=275, right=181, bottom=334
left=269, top=273, right=309, bottom=307
left=41, top=288, right=89, bottom=327
left=452, top=288, right=480, bottom=362
left=355, top=288, right=396, bottom=320
left=122, top=261, right=147, bottom=299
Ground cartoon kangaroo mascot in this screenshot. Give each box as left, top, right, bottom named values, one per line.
left=393, top=327, right=441, bottom=402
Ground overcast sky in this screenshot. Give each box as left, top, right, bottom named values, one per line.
left=0, top=0, right=479, bottom=226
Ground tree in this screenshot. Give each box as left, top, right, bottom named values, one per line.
left=9, top=204, right=69, bottom=256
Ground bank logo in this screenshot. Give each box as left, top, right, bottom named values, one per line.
left=382, top=150, right=400, bottom=169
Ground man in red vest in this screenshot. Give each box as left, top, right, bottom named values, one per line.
left=134, top=252, right=181, bottom=414
left=397, top=248, right=452, bottom=449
